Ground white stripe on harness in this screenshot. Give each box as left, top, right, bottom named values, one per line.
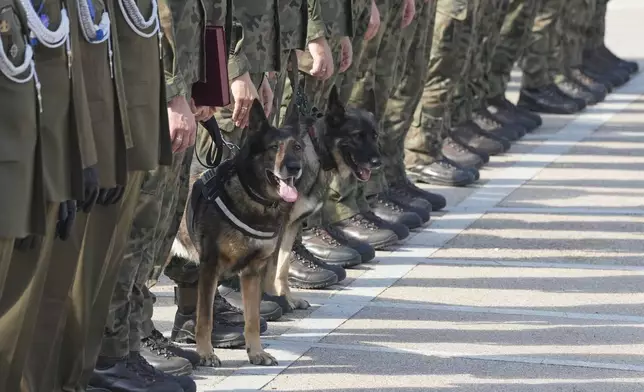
left=214, top=196, right=276, bottom=239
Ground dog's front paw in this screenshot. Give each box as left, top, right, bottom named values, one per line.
left=198, top=351, right=222, bottom=367
left=248, top=350, right=278, bottom=366
left=288, top=296, right=310, bottom=310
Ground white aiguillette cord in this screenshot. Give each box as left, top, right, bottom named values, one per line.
left=76, top=0, right=114, bottom=77
left=17, top=0, right=72, bottom=112
left=117, top=0, right=162, bottom=58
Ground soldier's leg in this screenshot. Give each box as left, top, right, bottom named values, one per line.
left=0, top=203, right=58, bottom=391
left=58, top=171, right=145, bottom=390
left=518, top=0, right=582, bottom=114
left=382, top=0, right=448, bottom=212
left=487, top=0, right=544, bottom=131
left=404, top=0, right=478, bottom=187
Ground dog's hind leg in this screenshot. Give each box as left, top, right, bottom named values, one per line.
left=241, top=267, right=278, bottom=366
left=195, top=252, right=221, bottom=367
left=273, top=226, right=310, bottom=310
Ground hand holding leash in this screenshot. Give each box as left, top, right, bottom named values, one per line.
left=338, top=36, right=353, bottom=73
left=308, top=36, right=334, bottom=80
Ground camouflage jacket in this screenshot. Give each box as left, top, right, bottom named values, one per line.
left=319, top=0, right=353, bottom=38
left=160, top=0, right=231, bottom=102
left=228, top=0, right=331, bottom=78
left=436, top=0, right=469, bottom=20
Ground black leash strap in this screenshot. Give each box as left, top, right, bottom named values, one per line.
left=196, top=116, right=224, bottom=169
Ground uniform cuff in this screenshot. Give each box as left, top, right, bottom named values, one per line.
left=165, top=74, right=188, bottom=103
left=228, top=54, right=251, bottom=81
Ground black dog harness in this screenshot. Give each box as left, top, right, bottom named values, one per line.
left=190, top=160, right=279, bottom=240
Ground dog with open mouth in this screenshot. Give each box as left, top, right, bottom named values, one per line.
left=181, top=99, right=307, bottom=367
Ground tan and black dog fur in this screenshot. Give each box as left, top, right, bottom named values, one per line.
left=174, top=86, right=381, bottom=367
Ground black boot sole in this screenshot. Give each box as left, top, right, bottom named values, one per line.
left=160, top=362, right=194, bottom=376
left=408, top=171, right=475, bottom=187
left=323, top=257, right=362, bottom=268
left=288, top=273, right=338, bottom=289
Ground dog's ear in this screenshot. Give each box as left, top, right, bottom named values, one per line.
left=363, top=89, right=377, bottom=117
left=326, top=85, right=345, bottom=124
left=284, top=99, right=300, bottom=128
left=248, top=99, right=270, bottom=133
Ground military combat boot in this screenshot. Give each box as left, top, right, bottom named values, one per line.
left=450, top=121, right=510, bottom=156
left=518, top=84, right=580, bottom=114
left=301, top=226, right=362, bottom=268
left=555, top=76, right=598, bottom=106
left=389, top=180, right=447, bottom=212
left=597, top=44, right=639, bottom=74
left=141, top=329, right=197, bottom=374
left=383, top=189, right=431, bottom=223
left=170, top=285, right=246, bottom=348
left=488, top=94, right=542, bottom=130
left=218, top=279, right=283, bottom=321
left=441, top=137, right=487, bottom=169
left=368, top=193, right=424, bottom=229
left=407, top=158, right=476, bottom=187
left=472, top=108, right=525, bottom=141
left=323, top=224, right=376, bottom=263
left=570, top=68, right=609, bottom=98
left=90, top=357, right=183, bottom=392
left=583, top=51, right=629, bottom=87
left=289, top=239, right=345, bottom=289
left=330, top=213, right=400, bottom=249
left=128, top=352, right=196, bottom=392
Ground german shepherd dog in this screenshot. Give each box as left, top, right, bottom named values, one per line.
left=176, top=86, right=381, bottom=367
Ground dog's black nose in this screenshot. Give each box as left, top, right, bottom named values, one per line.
left=369, top=157, right=382, bottom=169
left=284, top=161, right=302, bottom=174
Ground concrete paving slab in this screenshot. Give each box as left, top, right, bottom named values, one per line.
left=320, top=306, right=644, bottom=367
left=430, top=212, right=644, bottom=266
left=376, top=264, right=644, bottom=317
left=261, top=347, right=644, bottom=392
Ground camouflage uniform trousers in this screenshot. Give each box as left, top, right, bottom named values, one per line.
left=557, top=0, right=596, bottom=76
left=380, top=0, right=438, bottom=185
left=519, top=0, right=566, bottom=89
left=585, top=0, right=608, bottom=52
left=99, top=149, right=193, bottom=357
left=487, top=0, right=541, bottom=99
left=351, top=0, right=408, bottom=205
left=320, top=0, right=373, bottom=225
left=404, top=0, right=476, bottom=167
left=467, top=0, right=511, bottom=111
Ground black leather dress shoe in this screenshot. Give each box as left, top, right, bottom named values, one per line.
left=301, top=226, right=362, bottom=267
left=390, top=180, right=447, bottom=212
left=368, top=194, right=423, bottom=229
left=330, top=213, right=400, bottom=250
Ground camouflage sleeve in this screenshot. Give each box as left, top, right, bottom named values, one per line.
left=227, top=19, right=252, bottom=80
left=159, top=0, right=188, bottom=102
left=321, top=0, right=353, bottom=38
left=306, top=0, right=330, bottom=43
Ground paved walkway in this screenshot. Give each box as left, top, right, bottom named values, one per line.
left=151, top=1, right=644, bottom=390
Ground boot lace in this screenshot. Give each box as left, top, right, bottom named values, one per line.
left=350, top=214, right=380, bottom=231
left=127, top=352, right=163, bottom=382
left=374, top=194, right=404, bottom=213
left=292, top=241, right=324, bottom=270
left=312, top=227, right=342, bottom=247
left=215, top=292, right=243, bottom=314
left=446, top=138, right=469, bottom=153
left=473, top=111, right=501, bottom=129
left=142, top=330, right=176, bottom=359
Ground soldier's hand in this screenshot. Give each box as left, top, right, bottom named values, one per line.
left=231, top=72, right=260, bottom=128
left=308, top=37, right=334, bottom=80
left=55, top=200, right=77, bottom=241
left=365, top=0, right=380, bottom=41
left=168, top=95, right=197, bottom=153
left=338, top=36, right=353, bottom=73
left=258, top=76, right=273, bottom=117
left=78, top=166, right=100, bottom=213
left=402, top=0, right=416, bottom=28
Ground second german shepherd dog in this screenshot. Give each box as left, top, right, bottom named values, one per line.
left=178, top=86, right=381, bottom=367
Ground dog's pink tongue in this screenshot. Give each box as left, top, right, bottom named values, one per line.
left=278, top=180, right=298, bottom=203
